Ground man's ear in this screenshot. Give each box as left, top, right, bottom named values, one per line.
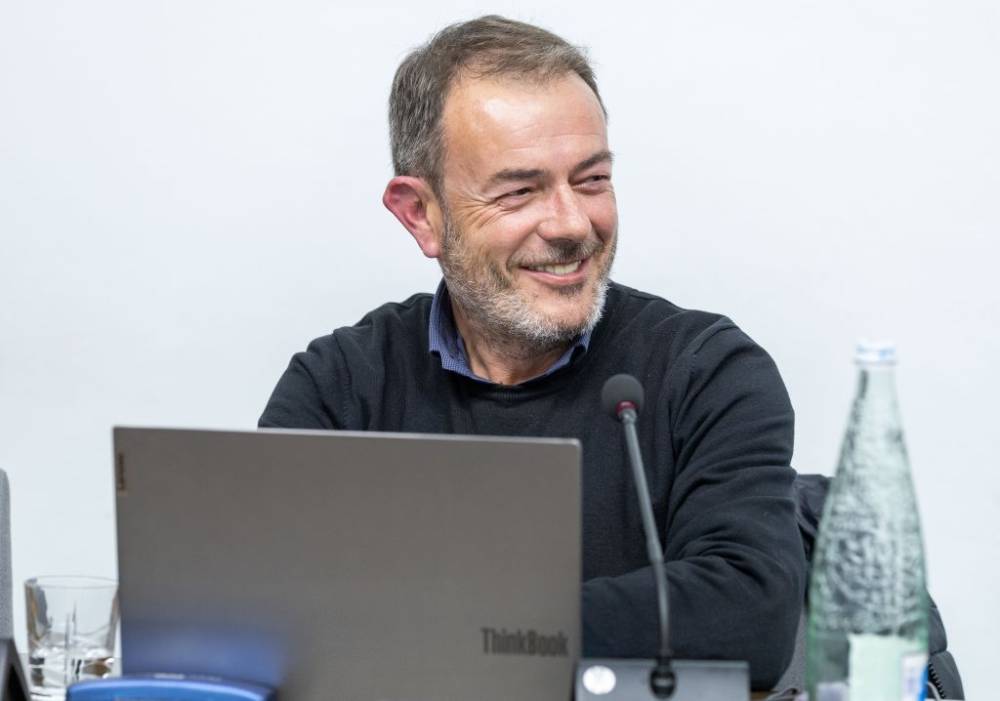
left=382, top=176, right=443, bottom=259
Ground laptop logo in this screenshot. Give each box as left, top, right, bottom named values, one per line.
left=116, top=452, right=127, bottom=495
left=480, top=627, right=569, bottom=656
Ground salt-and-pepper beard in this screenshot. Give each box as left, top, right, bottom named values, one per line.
left=438, top=213, right=615, bottom=360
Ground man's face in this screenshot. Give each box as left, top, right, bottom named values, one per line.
left=435, top=72, right=618, bottom=348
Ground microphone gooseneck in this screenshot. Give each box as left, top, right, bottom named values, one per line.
left=601, top=374, right=675, bottom=699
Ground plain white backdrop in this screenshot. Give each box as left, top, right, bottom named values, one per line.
left=2, top=1, right=997, bottom=696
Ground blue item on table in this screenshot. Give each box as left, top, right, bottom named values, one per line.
left=66, top=674, right=275, bottom=701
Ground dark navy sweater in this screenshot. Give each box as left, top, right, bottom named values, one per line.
left=259, top=282, right=806, bottom=689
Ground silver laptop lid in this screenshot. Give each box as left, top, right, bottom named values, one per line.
left=113, top=427, right=581, bottom=701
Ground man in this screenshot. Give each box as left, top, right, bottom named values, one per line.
left=260, top=15, right=804, bottom=689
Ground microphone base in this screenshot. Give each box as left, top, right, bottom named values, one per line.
left=576, top=658, right=749, bottom=701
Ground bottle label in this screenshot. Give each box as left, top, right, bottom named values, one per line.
left=814, top=681, right=848, bottom=701
left=901, top=652, right=929, bottom=701
left=848, top=634, right=927, bottom=701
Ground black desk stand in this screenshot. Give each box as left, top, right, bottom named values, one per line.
left=1, top=639, right=29, bottom=701
left=576, top=658, right=749, bottom=701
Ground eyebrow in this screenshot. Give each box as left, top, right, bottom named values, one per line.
left=570, top=149, right=614, bottom=177
left=485, top=150, right=615, bottom=187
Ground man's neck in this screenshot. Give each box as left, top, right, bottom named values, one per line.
left=450, top=300, right=570, bottom=386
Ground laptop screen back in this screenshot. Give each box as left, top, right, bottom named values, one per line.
left=114, top=427, right=581, bottom=701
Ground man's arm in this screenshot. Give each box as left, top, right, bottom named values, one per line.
left=259, top=335, right=343, bottom=429
left=581, top=322, right=805, bottom=690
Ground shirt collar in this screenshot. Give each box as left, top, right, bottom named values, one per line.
left=428, top=279, right=591, bottom=384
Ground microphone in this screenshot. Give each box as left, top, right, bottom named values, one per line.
left=600, top=373, right=644, bottom=417
left=575, top=374, right=750, bottom=701
left=602, top=374, right=674, bottom=696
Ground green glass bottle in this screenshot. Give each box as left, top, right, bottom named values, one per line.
left=805, top=341, right=929, bottom=701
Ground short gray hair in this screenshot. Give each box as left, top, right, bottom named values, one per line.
left=388, top=15, right=606, bottom=195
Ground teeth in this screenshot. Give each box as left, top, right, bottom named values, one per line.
left=529, top=261, right=582, bottom=275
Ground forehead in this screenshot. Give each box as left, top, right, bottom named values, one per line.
left=439, top=72, right=609, bottom=182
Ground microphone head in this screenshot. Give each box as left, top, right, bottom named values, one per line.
left=601, top=374, right=644, bottom=417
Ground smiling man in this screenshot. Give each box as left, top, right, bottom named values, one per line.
left=388, top=68, right=616, bottom=386
left=260, top=15, right=805, bottom=690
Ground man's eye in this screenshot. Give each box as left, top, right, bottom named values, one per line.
left=504, top=187, right=533, bottom=198
left=577, top=175, right=611, bottom=191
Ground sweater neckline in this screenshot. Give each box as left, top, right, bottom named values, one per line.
left=442, top=283, right=629, bottom=401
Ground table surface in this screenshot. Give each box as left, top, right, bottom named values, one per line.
left=22, top=655, right=945, bottom=701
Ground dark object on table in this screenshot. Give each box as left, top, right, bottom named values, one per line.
left=0, top=638, right=29, bottom=701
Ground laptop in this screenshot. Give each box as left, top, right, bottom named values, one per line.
left=113, top=427, right=581, bottom=701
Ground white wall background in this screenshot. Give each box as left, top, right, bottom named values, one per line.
left=2, top=0, right=996, bottom=696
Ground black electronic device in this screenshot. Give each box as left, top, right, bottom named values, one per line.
left=1, top=638, right=29, bottom=701
left=574, top=375, right=750, bottom=701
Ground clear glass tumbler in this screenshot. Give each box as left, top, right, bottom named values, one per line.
left=24, top=576, right=119, bottom=699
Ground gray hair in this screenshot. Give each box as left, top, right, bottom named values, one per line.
left=388, top=15, right=606, bottom=195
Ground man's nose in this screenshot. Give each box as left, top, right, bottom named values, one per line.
left=536, top=186, right=591, bottom=242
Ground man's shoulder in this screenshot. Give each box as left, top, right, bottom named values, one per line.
left=605, top=281, right=736, bottom=343
left=600, top=281, right=775, bottom=378
left=601, top=281, right=789, bottom=417
left=345, top=292, right=434, bottom=333
left=299, top=292, right=433, bottom=361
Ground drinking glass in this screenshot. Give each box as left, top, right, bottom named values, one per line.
left=24, top=576, right=119, bottom=698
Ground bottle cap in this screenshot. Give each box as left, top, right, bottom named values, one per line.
left=854, top=339, right=897, bottom=365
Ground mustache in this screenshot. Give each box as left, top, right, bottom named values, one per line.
left=513, top=238, right=605, bottom=268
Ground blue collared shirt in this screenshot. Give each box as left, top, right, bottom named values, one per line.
left=427, top=280, right=592, bottom=384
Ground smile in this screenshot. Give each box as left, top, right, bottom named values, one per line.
left=524, top=260, right=583, bottom=276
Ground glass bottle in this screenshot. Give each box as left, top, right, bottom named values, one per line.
left=805, top=341, right=929, bottom=701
